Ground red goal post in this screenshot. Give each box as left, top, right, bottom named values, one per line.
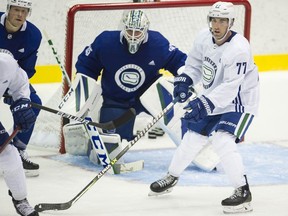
left=60, top=0, right=251, bottom=153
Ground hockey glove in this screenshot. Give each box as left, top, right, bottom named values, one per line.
left=3, top=96, right=14, bottom=105
left=173, top=73, right=193, bottom=103
left=10, top=98, right=36, bottom=132
left=183, top=95, right=215, bottom=122
left=3, top=90, right=14, bottom=105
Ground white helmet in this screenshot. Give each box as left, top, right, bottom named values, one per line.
left=6, top=0, right=32, bottom=16
left=207, top=1, right=235, bottom=28
left=122, top=10, right=150, bottom=54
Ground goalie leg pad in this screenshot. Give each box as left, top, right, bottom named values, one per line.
left=140, top=76, right=191, bottom=146
left=192, top=141, right=220, bottom=172
left=64, top=121, right=144, bottom=174
left=63, top=123, right=90, bottom=156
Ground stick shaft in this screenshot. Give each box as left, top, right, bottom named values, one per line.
left=0, top=127, right=20, bottom=154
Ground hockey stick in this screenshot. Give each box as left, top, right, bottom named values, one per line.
left=34, top=96, right=179, bottom=212
left=3, top=94, right=135, bottom=130
left=31, top=102, right=136, bottom=130
left=0, top=126, right=20, bottom=154
left=43, top=30, right=72, bottom=87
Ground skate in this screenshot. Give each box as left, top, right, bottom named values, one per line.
left=149, top=173, right=178, bottom=196
left=19, top=150, right=39, bottom=177
left=221, top=184, right=253, bottom=214
left=9, top=190, right=39, bottom=216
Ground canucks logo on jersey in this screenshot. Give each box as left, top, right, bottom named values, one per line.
left=202, top=56, right=217, bottom=89
left=115, top=64, right=146, bottom=93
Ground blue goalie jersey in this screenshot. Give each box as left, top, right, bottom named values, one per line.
left=76, top=30, right=187, bottom=102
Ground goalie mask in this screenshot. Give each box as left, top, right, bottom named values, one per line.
left=207, top=1, right=235, bottom=41
left=6, top=0, right=32, bottom=16
left=122, top=10, right=150, bottom=54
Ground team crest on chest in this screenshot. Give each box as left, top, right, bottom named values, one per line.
left=202, top=56, right=217, bottom=89
left=115, top=64, right=145, bottom=92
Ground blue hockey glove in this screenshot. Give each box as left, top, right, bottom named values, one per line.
left=183, top=95, right=215, bottom=122
left=173, top=73, right=193, bottom=103
left=10, top=98, right=36, bottom=132
left=3, top=95, right=14, bottom=105
left=3, top=89, right=14, bottom=105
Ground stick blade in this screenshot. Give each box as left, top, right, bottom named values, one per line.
left=35, top=202, right=72, bottom=212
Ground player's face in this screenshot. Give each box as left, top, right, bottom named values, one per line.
left=210, top=18, right=229, bottom=41
left=7, top=6, right=29, bottom=28
left=126, top=29, right=143, bottom=41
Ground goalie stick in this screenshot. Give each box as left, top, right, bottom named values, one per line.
left=0, top=126, right=20, bottom=154
left=34, top=96, right=180, bottom=212
left=3, top=94, right=135, bottom=130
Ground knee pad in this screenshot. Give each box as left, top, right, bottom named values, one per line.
left=212, top=130, right=237, bottom=158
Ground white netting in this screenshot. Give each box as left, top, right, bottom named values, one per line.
left=67, top=4, right=247, bottom=77
left=30, top=83, right=64, bottom=150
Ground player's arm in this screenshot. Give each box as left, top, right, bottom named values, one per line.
left=156, top=33, right=187, bottom=76
left=18, top=26, right=42, bottom=79
left=1, top=54, right=36, bottom=132
left=75, top=36, right=104, bottom=80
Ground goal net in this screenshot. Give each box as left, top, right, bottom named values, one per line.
left=31, top=0, right=251, bottom=153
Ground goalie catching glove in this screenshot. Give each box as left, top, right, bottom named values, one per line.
left=10, top=98, right=36, bottom=132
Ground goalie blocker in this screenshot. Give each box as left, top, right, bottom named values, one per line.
left=140, top=76, right=220, bottom=172
left=61, top=73, right=143, bottom=174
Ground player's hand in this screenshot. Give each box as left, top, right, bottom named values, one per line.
left=173, top=73, right=193, bottom=103
left=10, top=98, right=36, bottom=132
left=183, top=96, right=215, bottom=122
left=3, top=96, right=14, bottom=105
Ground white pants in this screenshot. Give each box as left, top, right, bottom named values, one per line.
left=0, top=144, right=27, bottom=200
left=168, top=130, right=246, bottom=188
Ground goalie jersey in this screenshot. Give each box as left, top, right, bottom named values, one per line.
left=76, top=30, right=187, bottom=102
left=184, top=28, right=259, bottom=116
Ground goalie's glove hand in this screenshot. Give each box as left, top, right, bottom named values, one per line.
left=10, top=98, right=36, bottom=132
left=183, top=95, right=215, bottom=122
left=173, top=73, right=193, bottom=103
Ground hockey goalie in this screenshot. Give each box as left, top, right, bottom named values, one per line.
left=61, top=9, right=219, bottom=174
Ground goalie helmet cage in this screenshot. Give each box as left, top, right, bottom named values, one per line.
left=58, top=0, right=251, bottom=153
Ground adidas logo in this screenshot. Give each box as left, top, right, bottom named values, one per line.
left=148, top=60, right=155, bottom=66
left=18, top=48, right=25, bottom=53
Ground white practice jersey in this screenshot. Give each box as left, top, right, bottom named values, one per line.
left=184, top=28, right=259, bottom=115
left=0, top=53, right=30, bottom=101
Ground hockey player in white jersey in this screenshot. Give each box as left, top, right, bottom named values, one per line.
left=149, top=2, right=259, bottom=214
left=0, top=52, right=38, bottom=216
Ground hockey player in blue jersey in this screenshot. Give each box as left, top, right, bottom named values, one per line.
left=75, top=9, right=187, bottom=142
left=0, top=0, right=42, bottom=177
